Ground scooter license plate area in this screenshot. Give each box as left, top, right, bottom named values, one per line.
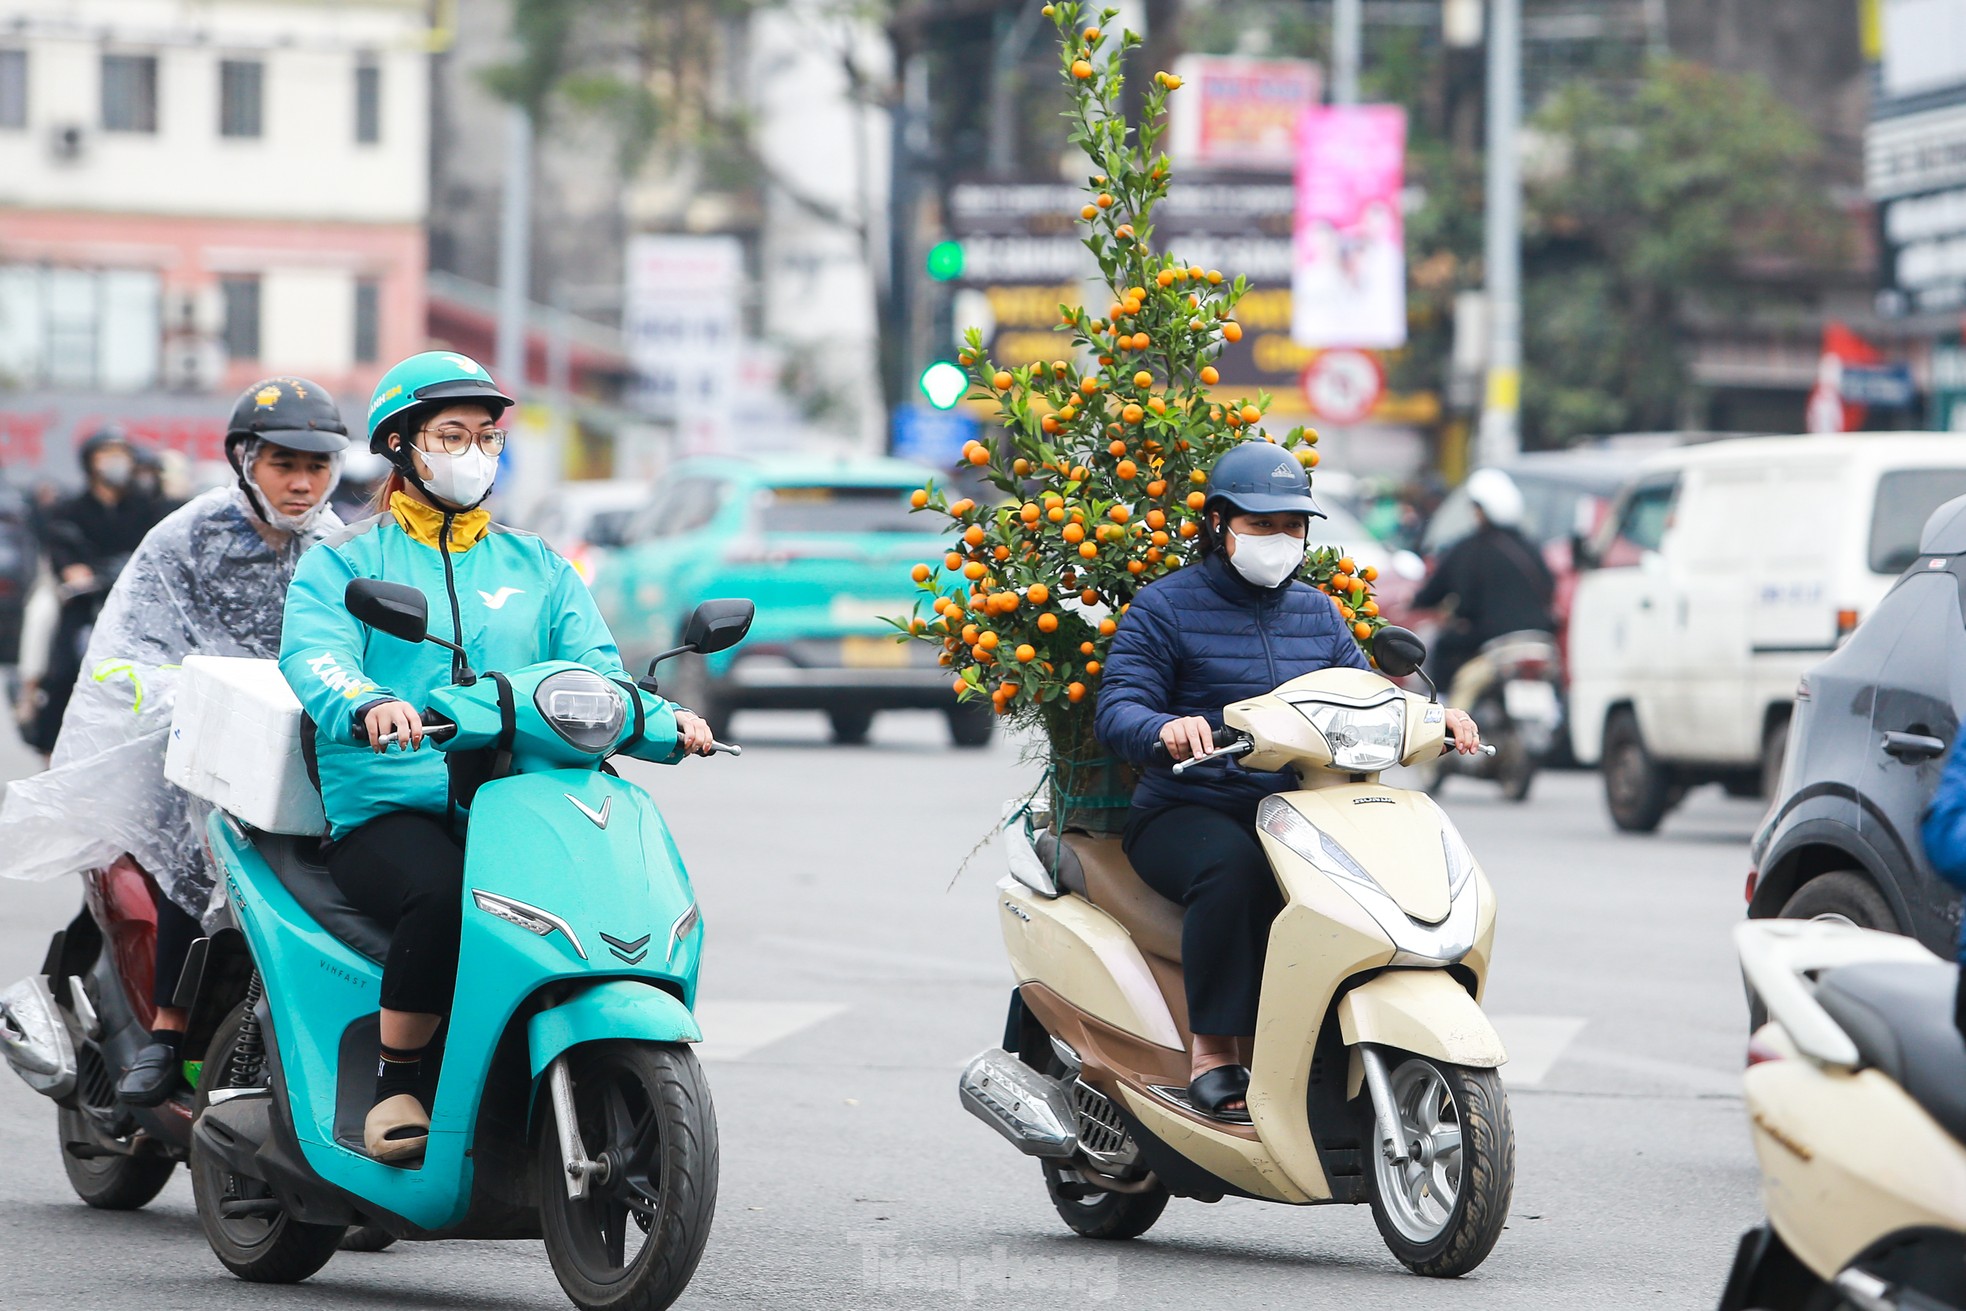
left=1503, top=679, right=1560, bottom=726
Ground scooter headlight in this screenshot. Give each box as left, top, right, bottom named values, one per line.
left=534, top=669, right=627, bottom=753
left=1257, top=797, right=1384, bottom=893
left=472, top=890, right=588, bottom=959
left=1294, top=699, right=1405, bottom=772
left=1437, top=806, right=1478, bottom=896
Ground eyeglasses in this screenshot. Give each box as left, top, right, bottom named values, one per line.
left=418, top=425, right=508, bottom=456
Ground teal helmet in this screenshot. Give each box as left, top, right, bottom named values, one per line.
left=365, top=351, right=514, bottom=454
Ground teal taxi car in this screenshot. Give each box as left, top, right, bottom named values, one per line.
left=589, top=455, right=992, bottom=747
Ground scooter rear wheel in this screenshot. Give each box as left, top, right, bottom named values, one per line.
left=1363, top=1056, right=1514, bottom=1278
left=1041, top=1159, right=1170, bottom=1240
left=538, top=1040, right=719, bottom=1311
left=188, top=1001, right=345, bottom=1283
left=57, top=1106, right=176, bottom=1210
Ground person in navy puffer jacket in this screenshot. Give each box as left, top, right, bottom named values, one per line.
left=1097, top=442, right=1482, bottom=1121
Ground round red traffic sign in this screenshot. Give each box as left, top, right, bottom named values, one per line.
left=1300, top=349, right=1384, bottom=425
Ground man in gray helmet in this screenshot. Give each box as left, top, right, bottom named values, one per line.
left=0, top=377, right=349, bottom=1105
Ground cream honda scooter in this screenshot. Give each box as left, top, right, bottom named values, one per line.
left=960, top=627, right=1516, bottom=1277
left=1720, top=919, right=1966, bottom=1311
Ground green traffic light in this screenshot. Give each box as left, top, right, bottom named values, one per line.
left=919, top=360, right=969, bottom=410
left=925, top=240, right=965, bottom=281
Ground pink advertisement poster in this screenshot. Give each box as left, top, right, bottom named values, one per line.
left=1291, top=105, right=1408, bottom=350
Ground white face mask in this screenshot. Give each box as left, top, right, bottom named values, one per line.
left=95, top=453, right=135, bottom=489
left=1227, top=528, right=1306, bottom=589
left=418, top=444, right=499, bottom=509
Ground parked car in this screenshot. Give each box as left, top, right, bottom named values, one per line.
left=1747, top=493, right=1966, bottom=956
left=0, top=481, right=36, bottom=665
left=589, top=455, right=991, bottom=746
left=519, top=477, right=652, bottom=583
left=1569, top=433, right=1966, bottom=832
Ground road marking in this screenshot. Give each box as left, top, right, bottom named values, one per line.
left=753, top=934, right=1008, bottom=982
left=1490, top=1015, right=1588, bottom=1086
left=1560, top=1044, right=1743, bottom=1098
left=694, top=1000, right=847, bottom=1062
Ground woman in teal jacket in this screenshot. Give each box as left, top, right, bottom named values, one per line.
left=280, top=351, right=711, bottom=1163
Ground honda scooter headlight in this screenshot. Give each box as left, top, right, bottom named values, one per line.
left=534, top=669, right=627, bottom=753
left=1433, top=802, right=1479, bottom=896
left=1258, top=797, right=1384, bottom=893
left=1292, top=699, right=1405, bottom=772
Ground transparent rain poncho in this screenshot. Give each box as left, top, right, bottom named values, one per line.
left=0, top=481, right=343, bottom=919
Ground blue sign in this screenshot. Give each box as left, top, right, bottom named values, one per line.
left=891, top=404, right=980, bottom=468
left=1840, top=363, right=1917, bottom=409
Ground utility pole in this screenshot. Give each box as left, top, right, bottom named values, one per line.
left=495, top=105, right=533, bottom=393
left=1477, top=0, right=1522, bottom=466
left=1332, top=0, right=1361, bottom=104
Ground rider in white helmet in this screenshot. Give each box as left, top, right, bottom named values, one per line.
left=1414, top=467, right=1555, bottom=693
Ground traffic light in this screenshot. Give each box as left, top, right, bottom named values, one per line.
left=925, top=240, right=965, bottom=282
left=918, top=360, right=968, bottom=410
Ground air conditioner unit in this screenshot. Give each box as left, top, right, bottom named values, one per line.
left=48, top=123, right=86, bottom=164
left=161, top=336, right=225, bottom=394
left=164, top=286, right=223, bottom=336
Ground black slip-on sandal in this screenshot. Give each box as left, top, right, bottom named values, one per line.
left=1188, top=1064, right=1253, bottom=1123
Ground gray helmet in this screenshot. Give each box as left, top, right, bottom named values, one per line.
left=1202, top=441, right=1325, bottom=519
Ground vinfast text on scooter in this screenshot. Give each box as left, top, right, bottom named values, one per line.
left=180, top=581, right=751, bottom=1311
left=961, top=626, right=1517, bottom=1277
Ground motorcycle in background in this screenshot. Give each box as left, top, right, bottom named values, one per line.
left=1719, top=919, right=1966, bottom=1310
left=1428, top=630, right=1562, bottom=803
left=0, top=855, right=208, bottom=1209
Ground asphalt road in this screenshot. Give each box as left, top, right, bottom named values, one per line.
left=0, top=710, right=1766, bottom=1310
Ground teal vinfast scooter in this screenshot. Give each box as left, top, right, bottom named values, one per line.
left=187, top=580, right=751, bottom=1311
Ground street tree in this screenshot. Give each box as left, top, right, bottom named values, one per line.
left=1522, top=59, right=1848, bottom=444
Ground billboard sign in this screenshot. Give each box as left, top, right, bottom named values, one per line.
left=1877, top=177, right=1966, bottom=315
left=1169, top=56, right=1322, bottom=174
left=942, top=179, right=1310, bottom=397
left=1291, top=105, right=1408, bottom=350
left=891, top=403, right=980, bottom=468
left=624, top=235, right=743, bottom=452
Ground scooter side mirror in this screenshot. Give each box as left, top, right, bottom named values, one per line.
left=678, top=598, right=755, bottom=658
left=346, top=579, right=429, bottom=645
left=1372, top=625, right=1429, bottom=679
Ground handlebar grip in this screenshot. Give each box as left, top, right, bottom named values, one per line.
left=375, top=723, right=458, bottom=747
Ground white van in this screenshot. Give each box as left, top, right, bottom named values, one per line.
left=1567, top=433, right=1966, bottom=832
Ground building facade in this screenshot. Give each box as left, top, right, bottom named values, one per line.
left=0, top=0, right=430, bottom=482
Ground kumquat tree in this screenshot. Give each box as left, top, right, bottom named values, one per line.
left=896, top=2, right=1388, bottom=828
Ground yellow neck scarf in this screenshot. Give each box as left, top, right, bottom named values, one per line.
left=390, top=491, right=491, bottom=552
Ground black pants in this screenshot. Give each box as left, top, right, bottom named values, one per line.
left=153, top=892, right=202, bottom=1011
left=1124, top=804, right=1282, bottom=1037
left=327, top=812, right=466, bottom=1016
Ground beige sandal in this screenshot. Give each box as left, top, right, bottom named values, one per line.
left=363, top=1093, right=430, bottom=1163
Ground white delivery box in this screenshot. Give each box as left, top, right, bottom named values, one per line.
left=165, top=655, right=326, bottom=836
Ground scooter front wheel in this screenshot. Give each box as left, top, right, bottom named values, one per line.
left=1364, top=1056, right=1514, bottom=1278
left=538, top=1040, right=719, bottom=1311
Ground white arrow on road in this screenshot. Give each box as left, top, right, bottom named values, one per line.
left=1489, top=1014, right=1588, bottom=1086
left=693, top=1000, right=848, bottom=1062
